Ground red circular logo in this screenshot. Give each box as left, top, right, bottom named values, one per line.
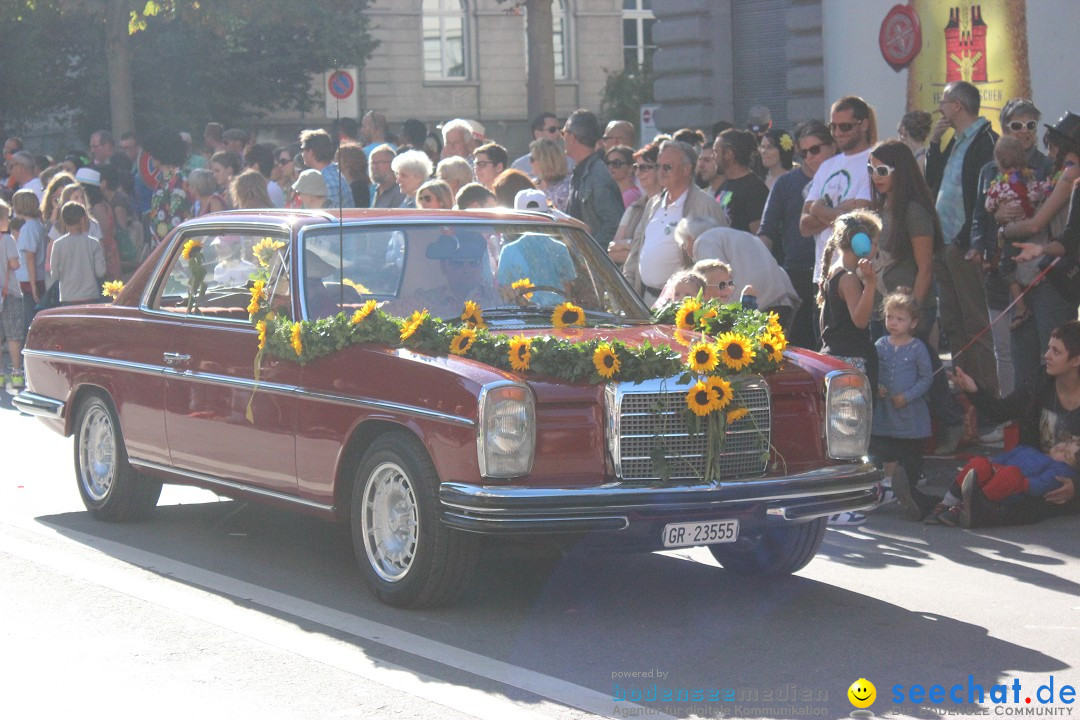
left=879, top=4, right=921, bottom=68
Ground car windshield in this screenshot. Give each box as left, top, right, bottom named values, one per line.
left=299, top=220, right=652, bottom=326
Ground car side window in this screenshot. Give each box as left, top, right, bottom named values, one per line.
left=153, top=232, right=292, bottom=321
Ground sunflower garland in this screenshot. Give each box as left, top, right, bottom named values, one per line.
left=461, top=300, right=485, bottom=328
left=674, top=297, right=701, bottom=331
left=290, top=322, right=303, bottom=356
left=351, top=299, right=378, bottom=325
left=247, top=280, right=267, bottom=316
left=399, top=309, right=428, bottom=341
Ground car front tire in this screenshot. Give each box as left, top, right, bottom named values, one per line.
left=708, top=517, right=826, bottom=576
left=74, top=393, right=162, bottom=521
left=351, top=431, right=478, bottom=608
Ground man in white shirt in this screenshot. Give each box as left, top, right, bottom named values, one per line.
left=799, top=96, right=878, bottom=284
left=624, top=140, right=728, bottom=303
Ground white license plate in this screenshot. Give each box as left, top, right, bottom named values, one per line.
left=662, top=519, right=740, bottom=548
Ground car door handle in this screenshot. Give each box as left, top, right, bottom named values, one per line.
left=163, top=352, right=191, bottom=366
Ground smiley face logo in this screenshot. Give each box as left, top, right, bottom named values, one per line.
left=848, top=678, right=876, bottom=708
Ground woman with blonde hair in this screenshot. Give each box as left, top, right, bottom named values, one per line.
left=528, top=137, right=571, bottom=211
left=229, top=169, right=273, bottom=210
left=40, top=172, right=77, bottom=235
left=415, top=179, right=454, bottom=209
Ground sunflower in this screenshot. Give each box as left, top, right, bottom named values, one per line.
left=687, top=341, right=720, bottom=374
left=717, top=332, right=756, bottom=371
left=552, top=302, right=586, bottom=328
left=674, top=297, right=702, bottom=330
left=400, top=309, right=428, bottom=341
left=350, top=299, right=378, bottom=325
left=767, top=328, right=788, bottom=351
left=592, top=343, right=620, bottom=378
left=686, top=380, right=721, bottom=417
left=252, top=238, right=286, bottom=268
left=449, top=327, right=477, bottom=356
left=511, top=277, right=534, bottom=300
left=698, top=307, right=718, bottom=328
left=508, top=334, right=532, bottom=371
left=759, top=334, right=784, bottom=364
left=706, top=375, right=734, bottom=410
left=766, top=312, right=783, bottom=336
left=101, top=280, right=124, bottom=299
left=256, top=320, right=268, bottom=351
left=671, top=329, right=694, bottom=347
left=343, top=277, right=371, bottom=295
left=181, top=239, right=202, bottom=260
left=726, top=407, right=750, bottom=424
left=247, top=280, right=267, bottom=316
left=461, top=300, right=485, bottom=328
left=290, top=322, right=303, bottom=356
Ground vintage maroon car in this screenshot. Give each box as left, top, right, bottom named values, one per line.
left=16, top=209, right=880, bottom=607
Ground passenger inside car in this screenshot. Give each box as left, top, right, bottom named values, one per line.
left=392, top=231, right=499, bottom=318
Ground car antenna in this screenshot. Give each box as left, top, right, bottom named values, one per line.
left=332, top=70, right=345, bottom=311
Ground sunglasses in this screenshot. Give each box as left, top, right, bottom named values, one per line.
left=542, top=126, right=560, bottom=134
left=829, top=120, right=862, bottom=133
left=799, top=143, right=828, bottom=157
left=277, top=157, right=291, bottom=165
left=717, top=280, right=736, bottom=288
left=605, top=159, right=628, bottom=169
left=634, top=163, right=657, bottom=172
left=1008, top=120, right=1038, bottom=132
left=867, top=162, right=895, bottom=177
left=474, top=160, right=496, bottom=168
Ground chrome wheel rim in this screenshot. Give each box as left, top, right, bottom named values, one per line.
left=361, top=461, right=419, bottom=582
left=79, top=405, right=116, bottom=502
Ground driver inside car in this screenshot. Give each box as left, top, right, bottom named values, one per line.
left=399, top=232, right=500, bottom=318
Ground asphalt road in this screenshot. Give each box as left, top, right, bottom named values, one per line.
left=2, top=387, right=1079, bottom=720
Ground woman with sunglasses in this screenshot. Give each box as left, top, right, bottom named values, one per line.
left=604, top=145, right=641, bottom=209
left=607, top=142, right=661, bottom=271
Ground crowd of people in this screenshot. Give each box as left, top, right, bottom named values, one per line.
left=4, top=84, right=1080, bottom=530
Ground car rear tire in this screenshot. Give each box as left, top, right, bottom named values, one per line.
left=351, top=431, right=478, bottom=608
left=74, top=393, right=162, bottom=522
left=708, top=518, right=826, bottom=576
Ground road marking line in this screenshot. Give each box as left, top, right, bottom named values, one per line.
left=1, top=525, right=671, bottom=720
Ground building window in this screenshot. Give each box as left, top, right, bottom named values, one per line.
left=622, top=0, right=655, bottom=71
left=423, top=0, right=468, bottom=80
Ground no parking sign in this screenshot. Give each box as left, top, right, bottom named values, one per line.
left=324, top=67, right=359, bottom=118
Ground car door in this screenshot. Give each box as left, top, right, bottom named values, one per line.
left=155, top=226, right=299, bottom=494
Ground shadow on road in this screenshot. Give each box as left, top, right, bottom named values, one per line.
left=36, top=498, right=1070, bottom=718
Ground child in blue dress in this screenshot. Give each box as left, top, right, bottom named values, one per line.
left=869, top=288, right=934, bottom=519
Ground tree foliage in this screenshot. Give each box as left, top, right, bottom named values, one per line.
left=0, top=0, right=378, bottom=138
left=599, top=64, right=654, bottom=126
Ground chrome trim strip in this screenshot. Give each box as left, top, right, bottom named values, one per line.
left=299, top=389, right=475, bottom=427
left=128, top=458, right=335, bottom=513
left=22, top=349, right=164, bottom=379
left=441, top=461, right=881, bottom=515
left=12, top=391, right=66, bottom=420
left=168, top=370, right=298, bottom=396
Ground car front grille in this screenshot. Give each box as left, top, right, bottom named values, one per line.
left=608, top=377, right=771, bottom=481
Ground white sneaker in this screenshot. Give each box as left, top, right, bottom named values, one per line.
left=978, top=425, right=1005, bottom=445
left=828, top=511, right=867, bottom=526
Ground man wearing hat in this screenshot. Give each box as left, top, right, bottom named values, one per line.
left=399, top=231, right=499, bottom=317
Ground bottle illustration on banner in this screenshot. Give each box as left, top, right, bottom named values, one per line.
left=945, top=4, right=988, bottom=83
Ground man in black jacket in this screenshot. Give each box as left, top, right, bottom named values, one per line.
left=926, top=81, right=1000, bottom=450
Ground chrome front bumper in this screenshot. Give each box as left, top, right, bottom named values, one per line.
left=12, top=391, right=66, bottom=420
left=440, top=461, right=883, bottom=534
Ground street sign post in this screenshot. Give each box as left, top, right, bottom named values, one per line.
left=324, top=67, right=359, bottom=119
left=640, top=104, right=660, bottom=146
